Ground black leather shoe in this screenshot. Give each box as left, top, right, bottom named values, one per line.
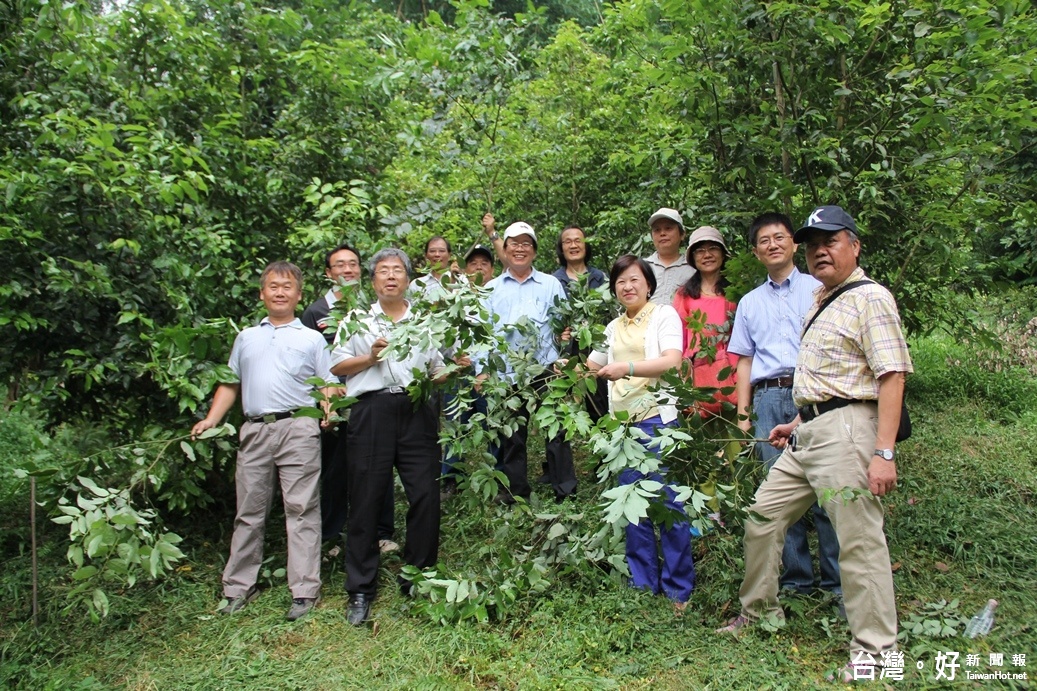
left=346, top=593, right=373, bottom=626
left=493, top=491, right=516, bottom=506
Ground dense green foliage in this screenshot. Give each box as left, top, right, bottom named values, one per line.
left=1, top=0, right=1035, bottom=626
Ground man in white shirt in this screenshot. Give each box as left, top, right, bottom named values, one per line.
left=331, top=248, right=445, bottom=626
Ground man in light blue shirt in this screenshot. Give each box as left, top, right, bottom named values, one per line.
left=479, top=222, right=576, bottom=504
left=728, top=212, right=841, bottom=599
left=192, top=261, right=337, bottom=622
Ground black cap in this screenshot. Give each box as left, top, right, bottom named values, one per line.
left=464, top=243, right=494, bottom=264
left=793, top=205, right=858, bottom=243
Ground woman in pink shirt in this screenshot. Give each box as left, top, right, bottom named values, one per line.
left=673, top=226, right=739, bottom=419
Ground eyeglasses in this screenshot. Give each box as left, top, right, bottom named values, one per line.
left=693, top=245, right=723, bottom=256
left=756, top=234, right=791, bottom=249
left=508, top=241, right=535, bottom=250
left=374, top=267, right=407, bottom=278
left=561, top=239, right=584, bottom=247
left=331, top=260, right=361, bottom=270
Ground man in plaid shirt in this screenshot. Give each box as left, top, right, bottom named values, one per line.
left=719, top=206, right=913, bottom=683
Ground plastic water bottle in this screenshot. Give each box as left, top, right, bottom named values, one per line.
left=964, top=599, right=998, bottom=638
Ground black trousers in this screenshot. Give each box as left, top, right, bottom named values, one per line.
left=345, top=392, right=440, bottom=595
left=320, top=423, right=395, bottom=542
left=498, top=378, right=577, bottom=501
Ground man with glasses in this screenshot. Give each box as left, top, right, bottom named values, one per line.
left=721, top=206, right=912, bottom=683
left=331, top=248, right=445, bottom=626
left=727, top=213, right=841, bottom=603
left=410, top=236, right=453, bottom=299
left=479, top=222, right=577, bottom=504
left=301, top=244, right=399, bottom=554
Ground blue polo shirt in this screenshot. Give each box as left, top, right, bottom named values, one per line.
left=727, top=267, right=822, bottom=386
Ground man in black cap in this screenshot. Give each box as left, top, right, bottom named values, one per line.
left=719, top=205, right=913, bottom=683
left=463, top=243, right=495, bottom=285
left=440, top=243, right=499, bottom=499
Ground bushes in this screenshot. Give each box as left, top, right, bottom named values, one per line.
left=909, top=309, right=1037, bottom=423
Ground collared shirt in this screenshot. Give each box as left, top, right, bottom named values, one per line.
left=483, top=268, right=566, bottom=377
left=588, top=303, right=683, bottom=424
left=228, top=317, right=334, bottom=418
left=728, top=267, right=822, bottom=385
left=793, top=267, right=913, bottom=407
left=409, top=273, right=447, bottom=301
left=330, top=301, right=444, bottom=398
left=644, top=251, right=695, bottom=305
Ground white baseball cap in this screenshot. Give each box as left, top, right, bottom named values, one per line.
left=648, top=207, right=684, bottom=231
left=502, top=221, right=537, bottom=247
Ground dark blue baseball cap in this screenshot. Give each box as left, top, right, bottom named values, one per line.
left=793, top=205, right=858, bottom=243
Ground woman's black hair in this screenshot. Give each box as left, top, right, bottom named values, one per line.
left=608, top=254, right=657, bottom=298
left=680, top=243, right=729, bottom=299
left=555, top=227, right=594, bottom=268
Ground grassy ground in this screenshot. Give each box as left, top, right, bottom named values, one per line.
left=2, top=334, right=1036, bottom=689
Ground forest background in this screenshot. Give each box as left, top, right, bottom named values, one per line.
left=1, top=0, right=1036, bottom=687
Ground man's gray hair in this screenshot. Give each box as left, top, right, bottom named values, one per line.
left=369, top=247, right=412, bottom=276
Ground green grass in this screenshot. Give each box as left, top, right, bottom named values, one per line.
left=2, top=334, right=1036, bottom=689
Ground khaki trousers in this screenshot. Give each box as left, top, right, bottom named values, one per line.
left=223, top=416, right=322, bottom=599
left=738, top=401, right=897, bottom=658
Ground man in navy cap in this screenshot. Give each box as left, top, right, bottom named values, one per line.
left=719, top=206, right=913, bottom=683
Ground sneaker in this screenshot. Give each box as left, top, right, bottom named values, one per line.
left=672, top=601, right=689, bottom=617
left=378, top=539, right=399, bottom=554
left=440, top=481, right=458, bottom=502
left=826, top=661, right=877, bottom=683
left=715, top=614, right=750, bottom=634
left=218, top=586, right=259, bottom=615
left=286, top=595, right=320, bottom=621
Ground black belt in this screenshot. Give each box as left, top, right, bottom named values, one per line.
left=357, top=386, right=407, bottom=400
left=798, top=397, right=858, bottom=423
left=245, top=409, right=298, bottom=424
left=754, top=376, right=794, bottom=391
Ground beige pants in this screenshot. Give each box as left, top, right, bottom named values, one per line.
left=738, top=401, right=897, bottom=658
left=223, top=416, right=322, bottom=600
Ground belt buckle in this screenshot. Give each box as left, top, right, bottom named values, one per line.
left=387, top=385, right=405, bottom=394
left=261, top=413, right=277, bottom=424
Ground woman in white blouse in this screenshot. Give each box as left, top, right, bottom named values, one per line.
left=585, top=254, right=695, bottom=613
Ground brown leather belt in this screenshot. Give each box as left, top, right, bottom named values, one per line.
left=754, top=376, right=794, bottom=390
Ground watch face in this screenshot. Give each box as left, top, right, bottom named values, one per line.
left=876, top=449, right=894, bottom=460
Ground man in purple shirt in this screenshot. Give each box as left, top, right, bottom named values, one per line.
left=727, top=212, right=841, bottom=600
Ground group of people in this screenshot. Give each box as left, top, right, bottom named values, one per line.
left=191, top=203, right=912, bottom=681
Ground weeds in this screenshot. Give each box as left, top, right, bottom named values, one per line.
left=3, top=318, right=1037, bottom=687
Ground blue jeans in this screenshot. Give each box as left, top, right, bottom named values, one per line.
left=753, top=385, right=841, bottom=593
left=619, top=416, right=695, bottom=603
left=441, top=389, right=499, bottom=480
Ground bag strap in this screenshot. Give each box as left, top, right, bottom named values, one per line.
left=802, top=280, right=874, bottom=336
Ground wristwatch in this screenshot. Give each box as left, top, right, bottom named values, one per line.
left=873, top=448, right=895, bottom=461
left=488, top=231, right=500, bottom=241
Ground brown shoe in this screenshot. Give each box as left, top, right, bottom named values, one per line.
left=715, top=614, right=749, bottom=634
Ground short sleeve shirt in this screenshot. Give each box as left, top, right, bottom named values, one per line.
left=793, top=268, right=913, bottom=407
left=228, top=317, right=334, bottom=418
